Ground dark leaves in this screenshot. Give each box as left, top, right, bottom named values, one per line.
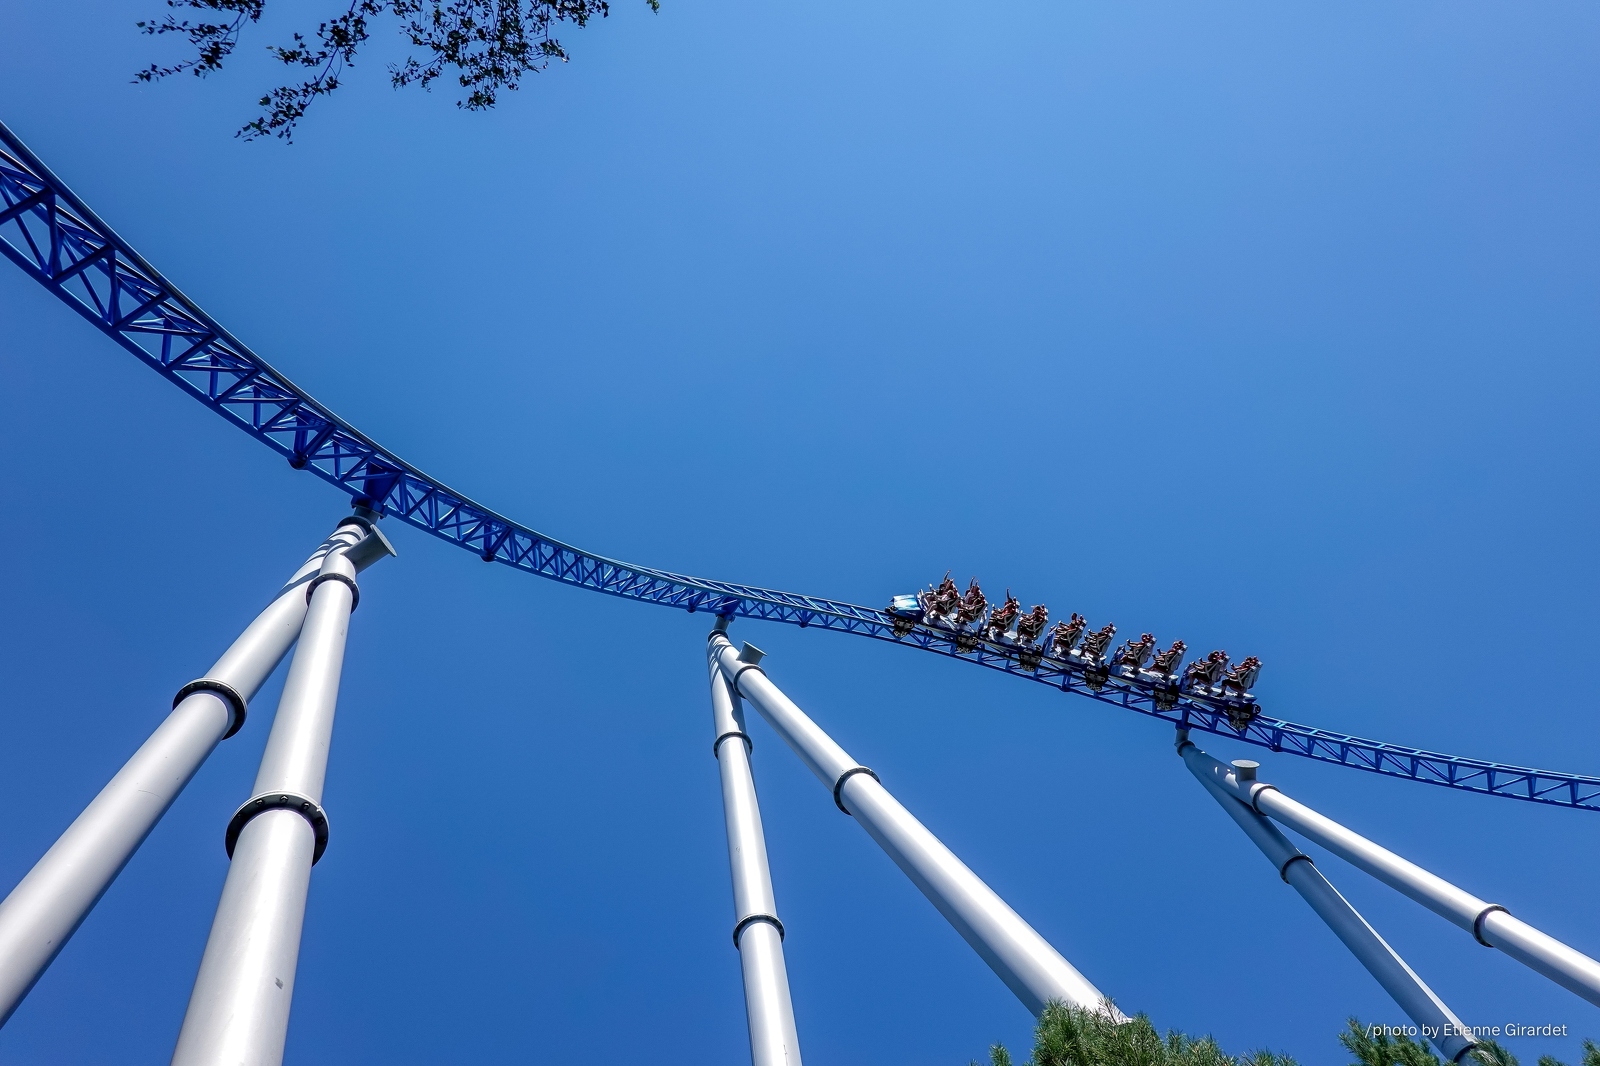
left=135, top=0, right=655, bottom=141
left=134, top=0, right=266, bottom=81
left=235, top=1, right=384, bottom=140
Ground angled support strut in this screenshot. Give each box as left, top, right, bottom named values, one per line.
left=171, top=520, right=394, bottom=1066
left=706, top=624, right=803, bottom=1066
left=1214, top=757, right=1600, bottom=1009
left=1178, top=731, right=1478, bottom=1062
left=0, top=515, right=388, bottom=1029
left=711, top=632, right=1112, bottom=1018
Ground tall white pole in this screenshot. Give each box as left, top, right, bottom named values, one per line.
left=0, top=514, right=391, bottom=1028
left=1178, top=733, right=1477, bottom=1062
left=1211, top=756, right=1600, bottom=1009
left=707, top=624, right=803, bottom=1066
left=710, top=633, right=1111, bottom=1018
left=170, top=523, right=390, bottom=1066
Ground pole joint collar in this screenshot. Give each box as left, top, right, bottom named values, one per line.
left=174, top=678, right=248, bottom=739
left=1278, top=852, right=1313, bottom=883
left=307, top=571, right=359, bottom=610
left=226, top=791, right=330, bottom=864
left=732, top=913, right=785, bottom=946
left=1473, top=904, right=1509, bottom=947
left=833, top=765, right=880, bottom=814
left=1246, top=781, right=1280, bottom=813
left=337, top=514, right=377, bottom=535
left=713, top=730, right=752, bottom=758
left=729, top=662, right=765, bottom=695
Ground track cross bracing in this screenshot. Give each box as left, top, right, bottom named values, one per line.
left=2, top=118, right=1593, bottom=811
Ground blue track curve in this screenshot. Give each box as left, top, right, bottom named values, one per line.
left=3, top=119, right=1595, bottom=811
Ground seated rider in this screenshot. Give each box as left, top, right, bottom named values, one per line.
left=957, top=578, right=987, bottom=625
left=1016, top=605, right=1049, bottom=643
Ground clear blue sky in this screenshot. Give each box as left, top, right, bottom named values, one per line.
left=2, top=2, right=1598, bottom=1062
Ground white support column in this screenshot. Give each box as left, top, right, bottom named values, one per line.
left=710, top=633, right=1111, bottom=1018
left=0, top=514, right=392, bottom=1028
left=170, top=524, right=391, bottom=1066
left=707, top=625, right=803, bottom=1066
left=1211, top=756, right=1600, bottom=1010
left=1178, top=733, right=1477, bottom=1062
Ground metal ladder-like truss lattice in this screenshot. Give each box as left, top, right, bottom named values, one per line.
left=1, top=119, right=1596, bottom=811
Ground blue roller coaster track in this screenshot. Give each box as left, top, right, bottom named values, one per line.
left=2, top=119, right=1594, bottom=812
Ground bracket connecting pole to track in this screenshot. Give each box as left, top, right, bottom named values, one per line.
left=1211, top=756, right=1600, bottom=1009
left=707, top=622, right=804, bottom=1066
left=0, top=514, right=392, bottom=1030
left=171, top=520, right=394, bottom=1066
left=710, top=632, right=1113, bottom=1018
left=1177, top=731, right=1478, bottom=1062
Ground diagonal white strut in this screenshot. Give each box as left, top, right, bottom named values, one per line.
left=171, top=517, right=394, bottom=1066
left=1178, top=732, right=1478, bottom=1063
left=710, top=632, right=1112, bottom=1018
left=0, top=514, right=391, bottom=1029
left=1211, top=754, right=1600, bottom=1009
left=706, top=625, right=804, bottom=1066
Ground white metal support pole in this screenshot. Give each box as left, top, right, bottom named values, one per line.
left=1211, top=756, right=1600, bottom=1009
left=1178, top=732, right=1477, bottom=1062
left=707, top=624, right=803, bottom=1066
left=0, top=514, right=392, bottom=1028
left=710, top=632, right=1111, bottom=1018
left=170, top=521, right=392, bottom=1066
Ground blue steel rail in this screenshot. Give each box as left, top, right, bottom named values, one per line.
left=3, top=120, right=1595, bottom=813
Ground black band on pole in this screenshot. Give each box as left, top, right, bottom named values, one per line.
left=306, top=571, right=359, bottom=611
left=1473, top=904, right=1510, bottom=947
left=1278, top=853, right=1313, bottom=883
left=1246, top=782, right=1281, bottom=814
left=732, top=913, right=785, bottom=946
left=174, top=678, right=249, bottom=739
left=832, top=766, right=880, bottom=815
left=337, top=514, right=377, bottom=535
left=729, top=662, right=765, bottom=695
left=226, top=791, right=331, bottom=864
left=713, top=731, right=753, bottom=759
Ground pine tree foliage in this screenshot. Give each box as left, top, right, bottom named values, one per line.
left=1466, top=1034, right=1600, bottom=1066
left=135, top=0, right=657, bottom=140
left=972, top=1002, right=1298, bottom=1066
left=974, top=1009, right=1600, bottom=1066
left=1338, top=1019, right=1446, bottom=1066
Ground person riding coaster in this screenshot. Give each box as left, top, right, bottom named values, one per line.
left=1074, top=623, right=1117, bottom=665
left=983, top=591, right=1021, bottom=643
left=913, top=572, right=962, bottom=627
left=955, top=578, right=986, bottom=626
left=1145, top=639, right=1186, bottom=680
left=1182, top=650, right=1232, bottom=694
left=1223, top=655, right=1262, bottom=695
left=1046, top=613, right=1087, bottom=659
left=913, top=574, right=989, bottom=634
left=1111, top=633, right=1156, bottom=674
left=1015, top=604, right=1049, bottom=645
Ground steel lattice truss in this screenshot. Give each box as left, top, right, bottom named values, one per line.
left=3, top=120, right=1595, bottom=812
